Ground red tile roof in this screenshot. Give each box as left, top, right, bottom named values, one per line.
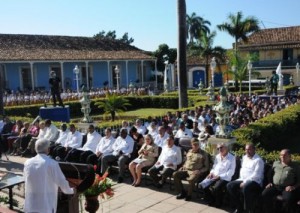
left=0, top=34, right=155, bottom=61
left=238, top=26, right=300, bottom=50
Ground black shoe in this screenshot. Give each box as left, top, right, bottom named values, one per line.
left=185, top=195, right=192, bottom=201
left=117, top=177, right=124, bottom=183
left=176, top=192, right=186, bottom=200
left=21, top=149, right=30, bottom=157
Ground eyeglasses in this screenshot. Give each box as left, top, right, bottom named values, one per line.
left=217, top=146, right=224, bottom=150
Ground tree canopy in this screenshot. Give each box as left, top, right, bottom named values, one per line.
left=93, top=30, right=134, bottom=45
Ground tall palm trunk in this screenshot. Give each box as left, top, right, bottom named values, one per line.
left=205, top=56, right=209, bottom=87
left=0, top=64, right=4, bottom=116
left=111, top=111, right=116, bottom=121
left=234, top=37, right=239, bottom=91
left=177, top=0, right=188, bottom=108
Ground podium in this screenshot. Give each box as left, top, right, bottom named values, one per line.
left=57, top=162, right=95, bottom=213
left=39, top=106, right=70, bottom=123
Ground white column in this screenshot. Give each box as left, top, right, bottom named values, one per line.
left=155, top=60, right=158, bottom=89
left=30, top=62, right=35, bottom=91
left=296, top=62, right=299, bottom=86
left=170, top=64, right=175, bottom=90
left=249, top=69, right=251, bottom=96
left=85, top=61, right=89, bottom=89
left=247, top=60, right=252, bottom=96
left=126, top=60, right=129, bottom=86
left=107, top=61, right=111, bottom=87
left=141, top=60, right=144, bottom=86
left=60, top=61, right=65, bottom=91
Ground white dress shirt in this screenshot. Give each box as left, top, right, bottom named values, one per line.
left=238, top=153, right=264, bottom=185
left=24, top=154, right=74, bottom=213
left=135, top=125, right=147, bottom=135
left=95, top=135, right=115, bottom=156
left=64, top=131, right=83, bottom=148
left=44, top=124, right=59, bottom=142
left=210, top=152, right=236, bottom=181
left=37, top=128, right=47, bottom=139
left=147, top=127, right=158, bottom=138
left=157, top=145, right=182, bottom=170
left=55, top=129, right=70, bottom=146
left=154, top=132, right=169, bottom=148
left=174, top=128, right=193, bottom=139
left=112, top=135, right=134, bottom=157
left=80, top=131, right=101, bottom=152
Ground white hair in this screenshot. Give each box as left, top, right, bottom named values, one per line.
left=35, top=138, right=50, bottom=154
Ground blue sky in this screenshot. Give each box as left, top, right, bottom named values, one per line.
left=1, top=0, right=299, bottom=51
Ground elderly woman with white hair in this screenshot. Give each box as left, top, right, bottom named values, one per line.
left=23, top=138, right=74, bottom=213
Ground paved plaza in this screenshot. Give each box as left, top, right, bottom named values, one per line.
left=0, top=155, right=230, bottom=213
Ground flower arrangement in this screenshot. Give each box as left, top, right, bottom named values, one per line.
left=84, top=168, right=114, bottom=199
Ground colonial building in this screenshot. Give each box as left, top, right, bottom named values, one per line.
left=186, top=26, right=300, bottom=88
left=238, top=26, right=300, bottom=85
left=0, top=34, right=156, bottom=92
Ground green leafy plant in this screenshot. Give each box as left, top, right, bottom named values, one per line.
left=84, top=171, right=114, bottom=199
left=95, top=93, right=131, bottom=121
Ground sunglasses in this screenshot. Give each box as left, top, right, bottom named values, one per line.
left=217, top=146, right=224, bottom=150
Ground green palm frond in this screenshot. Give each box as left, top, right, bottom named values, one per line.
left=95, top=94, right=131, bottom=120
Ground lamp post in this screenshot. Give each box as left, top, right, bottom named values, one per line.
left=296, top=62, right=299, bottom=86
left=226, top=59, right=229, bottom=83
left=247, top=60, right=252, bottom=96
left=0, top=64, right=4, bottom=116
left=73, top=65, right=80, bottom=96
left=210, top=57, right=216, bottom=87
left=114, top=65, right=120, bottom=92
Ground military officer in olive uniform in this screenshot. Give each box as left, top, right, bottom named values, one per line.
left=173, top=138, right=210, bottom=201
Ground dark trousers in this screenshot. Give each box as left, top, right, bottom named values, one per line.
left=65, top=149, right=83, bottom=162
left=148, top=165, right=175, bottom=185
left=204, top=179, right=228, bottom=206
left=173, top=170, right=200, bottom=196
left=271, top=83, right=278, bottom=95
left=86, top=153, right=98, bottom=165
left=65, top=149, right=94, bottom=164
left=227, top=180, right=262, bottom=211
left=51, top=90, right=64, bottom=107
left=101, top=154, right=129, bottom=178
left=56, top=146, right=71, bottom=160
left=262, top=185, right=297, bottom=213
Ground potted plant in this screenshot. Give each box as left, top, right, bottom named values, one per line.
left=83, top=170, right=114, bottom=213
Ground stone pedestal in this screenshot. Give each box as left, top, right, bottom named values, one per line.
left=207, top=136, right=236, bottom=155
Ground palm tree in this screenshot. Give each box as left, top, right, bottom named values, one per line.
left=95, top=94, right=131, bottom=121
left=217, top=11, right=259, bottom=90
left=177, top=0, right=188, bottom=108
left=186, top=12, right=211, bottom=44
left=225, top=50, right=260, bottom=93
left=189, top=31, right=226, bottom=87
left=0, top=65, right=4, bottom=115
left=217, top=11, right=260, bottom=56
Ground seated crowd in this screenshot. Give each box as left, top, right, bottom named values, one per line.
left=0, top=93, right=300, bottom=212
left=2, top=86, right=152, bottom=106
